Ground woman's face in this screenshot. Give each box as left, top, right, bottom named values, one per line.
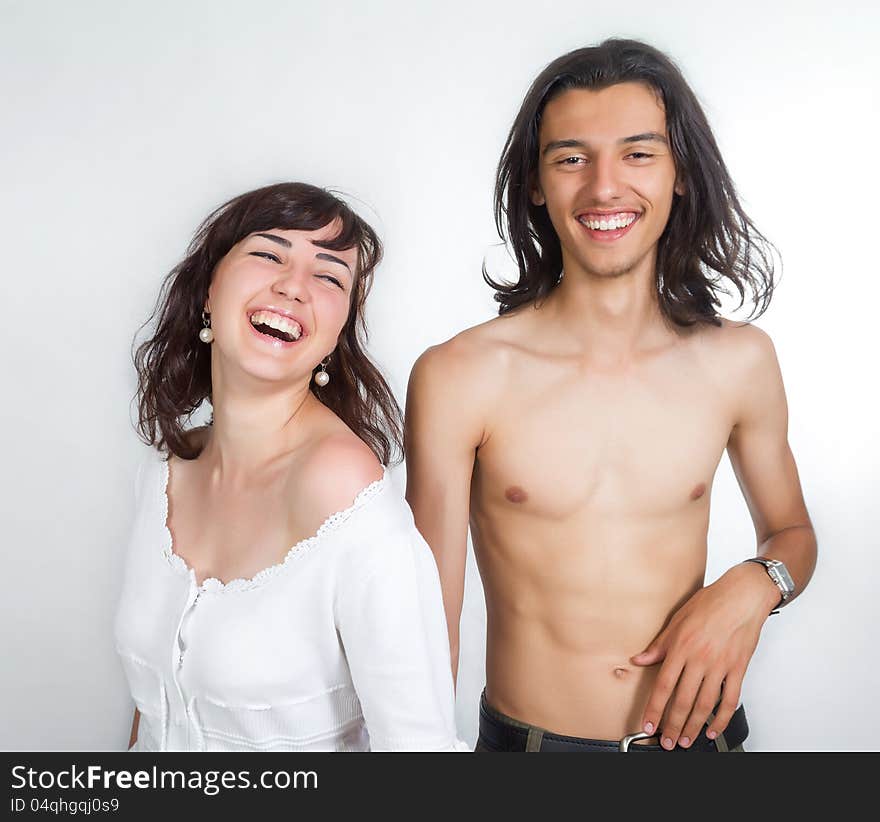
left=204, top=221, right=358, bottom=386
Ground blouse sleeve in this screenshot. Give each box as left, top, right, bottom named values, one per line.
left=133, top=452, right=148, bottom=502
left=334, top=500, right=469, bottom=752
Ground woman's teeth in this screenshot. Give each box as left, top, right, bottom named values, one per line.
left=249, top=310, right=302, bottom=341
left=579, top=213, right=637, bottom=231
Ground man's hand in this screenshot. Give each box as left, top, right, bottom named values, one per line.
left=630, top=561, right=780, bottom=749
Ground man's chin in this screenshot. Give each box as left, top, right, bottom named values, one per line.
left=577, top=260, right=638, bottom=280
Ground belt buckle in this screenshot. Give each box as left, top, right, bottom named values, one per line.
left=619, top=731, right=653, bottom=753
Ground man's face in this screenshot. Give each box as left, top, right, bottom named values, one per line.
left=533, top=81, right=683, bottom=280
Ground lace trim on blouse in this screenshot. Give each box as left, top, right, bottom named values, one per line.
left=157, top=458, right=389, bottom=594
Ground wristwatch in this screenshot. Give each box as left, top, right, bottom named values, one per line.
left=743, top=557, right=796, bottom=612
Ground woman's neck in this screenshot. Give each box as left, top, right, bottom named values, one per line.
left=198, top=369, right=317, bottom=483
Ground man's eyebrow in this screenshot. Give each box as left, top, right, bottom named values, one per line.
left=314, top=251, right=352, bottom=273
left=542, top=133, right=669, bottom=156
left=542, top=139, right=587, bottom=157
left=253, top=232, right=291, bottom=248
left=620, top=132, right=668, bottom=145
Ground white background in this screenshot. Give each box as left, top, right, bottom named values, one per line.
left=1, top=0, right=878, bottom=751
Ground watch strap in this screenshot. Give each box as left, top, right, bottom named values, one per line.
left=742, top=557, right=789, bottom=613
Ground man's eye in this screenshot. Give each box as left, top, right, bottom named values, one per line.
left=559, top=156, right=585, bottom=165
left=318, top=274, right=344, bottom=289
left=627, top=152, right=653, bottom=160
left=250, top=251, right=282, bottom=263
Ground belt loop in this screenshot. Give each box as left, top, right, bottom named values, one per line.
left=705, top=711, right=729, bottom=752
left=525, top=727, right=544, bottom=752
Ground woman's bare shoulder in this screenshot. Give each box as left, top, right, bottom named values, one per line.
left=291, top=427, right=385, bottom=522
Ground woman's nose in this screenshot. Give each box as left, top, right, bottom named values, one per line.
left=270, top=268, right=309, bottom=302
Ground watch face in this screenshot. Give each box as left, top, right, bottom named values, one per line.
left=768, top=564, right=795, bottom=596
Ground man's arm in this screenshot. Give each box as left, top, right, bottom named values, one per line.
left=404, top=339, right=489, bottom=685
left=633, top=324, right=817, bottom=749
left=128, top=708, right=140, bottom=750
left=724, top=327, right=817, bottom=605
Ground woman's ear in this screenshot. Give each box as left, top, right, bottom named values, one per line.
left=674, top=176, right=686, bottom=197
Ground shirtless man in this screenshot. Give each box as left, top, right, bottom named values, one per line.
left=404, top=39, right=817, bottom=752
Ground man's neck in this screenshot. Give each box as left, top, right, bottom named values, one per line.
left=541, top=254, right=675, bottom=364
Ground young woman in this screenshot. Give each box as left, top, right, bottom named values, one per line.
left=115, top=182, right=465, bottom=751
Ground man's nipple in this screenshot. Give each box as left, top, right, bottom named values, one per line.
left=690, top=482, right=707, bottom=501
left=505, top=486, right=528, bottom=504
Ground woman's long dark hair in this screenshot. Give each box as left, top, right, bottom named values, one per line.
left=134, top=182, right=402, bottom=464
left=486, top=38, right=778, bottom=325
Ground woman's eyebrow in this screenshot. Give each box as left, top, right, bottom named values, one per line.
left=314, top=251, right=351, bottom=274
left=253, top=232, right=291, bottom=247
left=250, top=233, right=351, bottom=275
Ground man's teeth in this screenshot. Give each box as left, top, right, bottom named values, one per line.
left=579, top=213, right=637, bottom=231
left=249, top=310, right=302, bottom=340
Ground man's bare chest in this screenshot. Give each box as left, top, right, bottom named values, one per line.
left=475, top=363, right=734, bottom=520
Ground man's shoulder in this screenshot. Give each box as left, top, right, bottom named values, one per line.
left=689, top=319, right=780, bottom=393
left=693, top=318, right=776, bottom=363
left=411, top=312, right=530, bottom=379
left=416, top=310, right=531, bottom=374
left=406, top=315, right=525, bottom=432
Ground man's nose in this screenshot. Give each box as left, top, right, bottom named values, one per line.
left=584, top=154, right=622, bottom=203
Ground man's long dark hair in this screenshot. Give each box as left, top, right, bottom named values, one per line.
left=134, top=182, right=402, bottom=464
left=486, top=38, right=777, bottom=325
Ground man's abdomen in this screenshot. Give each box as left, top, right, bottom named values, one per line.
left=484, top=620, right=662, bottom=740
left=472, top=508, right=709, bottom=740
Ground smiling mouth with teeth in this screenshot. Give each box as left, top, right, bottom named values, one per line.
left=577, top=213, right=638, bottom=231
left=249, top=310, right=303, bottom=343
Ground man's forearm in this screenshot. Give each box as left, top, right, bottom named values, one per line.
left=739, top=523, right=818, bottom=612
left=759, top=523, right=817, bottom=604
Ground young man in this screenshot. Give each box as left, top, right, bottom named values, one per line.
left=404, top=39, right=816, bottom=752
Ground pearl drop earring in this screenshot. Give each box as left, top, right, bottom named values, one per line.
left=199, top=311, right=214, bottom=344
left=314, top=357, right=331, bottom=387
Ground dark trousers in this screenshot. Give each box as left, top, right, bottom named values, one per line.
left=475, top=690, right=747, bottom=753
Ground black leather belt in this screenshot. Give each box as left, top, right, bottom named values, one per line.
left=478, top=692, right=749, bottom=752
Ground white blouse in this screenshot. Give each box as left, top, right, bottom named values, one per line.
left=114, top=449, right=466, bottom=752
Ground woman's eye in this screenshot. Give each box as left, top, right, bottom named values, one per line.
left=559, top=156, right=585, bottom=165
left=627, top=152, right=653, bottom=160
left=318, top=274, right=344, bottom=289
left=250, top=251, right=282, bottom=263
